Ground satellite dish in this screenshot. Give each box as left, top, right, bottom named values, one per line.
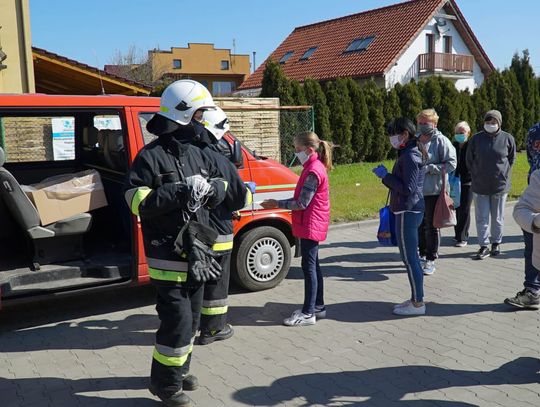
left=435, top=17, right=447, bottom=26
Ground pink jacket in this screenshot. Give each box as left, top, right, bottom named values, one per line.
left=292, top=153, right=330, bottom=242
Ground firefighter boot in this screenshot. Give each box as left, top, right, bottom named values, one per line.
left=182, top=374, right=199, bottom=391
left=197, top=323, right=234, bottom=345
left=149, top=384, right=192, bottom=407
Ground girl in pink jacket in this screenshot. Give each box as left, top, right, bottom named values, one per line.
left=262, top=132, right=333, bottom=326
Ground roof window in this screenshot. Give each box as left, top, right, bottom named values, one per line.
left=279, top=51, right=294, bottom=64
left=300, top=47, right=318, bottom=61
left=344, top=36, right=375, bottom=53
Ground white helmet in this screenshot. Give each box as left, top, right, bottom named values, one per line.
left=158, top=80, right=216, bottom=125
left=202, top=107, right=230, bottom=141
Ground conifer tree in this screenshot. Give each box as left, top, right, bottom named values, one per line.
left=363, top=79, right=388, bottom=161
left=290, top=80, right=307, bottom=106
left=345, top=78, right=373, bottom=161
left=324, top=80, right=354, bottom=163
left=398, top=81, right=423, bottom=122
left=458, top=90, right=477, bottom=134
left=383, top=87, right=401, bottom=159
left=420, top=76, right=443, bottom=110
left=503, top=69, right=525, bottom=148
left=511, top=50, right=538, bottom=130
left=260, top=59, right=293, bottom=105
left=437, top=78, right=461, bottom=138
left=303, top=78, right=332, bottom=140
left=495, top=74, right=516, bottom=140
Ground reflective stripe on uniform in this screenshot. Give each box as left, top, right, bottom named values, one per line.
left=125, top=187, right=152, bottom=216
left=244, top=188, right=253, bottom=206
left=148, top=268, right=188, bottom=283
left=212, top=234, right=234, bottom=251
left=153, top=342, right=193, bottom=367
left=201, top=304, right=228, bottom=316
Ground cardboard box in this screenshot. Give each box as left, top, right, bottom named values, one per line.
left=24, top=170, right=108, bottom=225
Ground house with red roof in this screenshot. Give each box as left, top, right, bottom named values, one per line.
left=238, top=0, right=493, bottom=95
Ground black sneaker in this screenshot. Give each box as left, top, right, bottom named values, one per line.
left=182, top=374, right=199, bottom=391
left=504, top=290, right=540, bottom=310
left=197, top=323, right=234, bottom=345
left=475, top=246, right=490, bottom=260
left=149, top=384, right=192, bottom=407
left=491, top=243, right=501, bottom=256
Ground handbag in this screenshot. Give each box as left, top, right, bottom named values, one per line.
left=448, top=171, right=461, bottom=209
left=433, top=167, right=457, bottom=228
left=377, top=192, right=397, bottom=246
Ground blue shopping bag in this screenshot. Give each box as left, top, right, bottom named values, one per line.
left=377, top=193, right=397, bottom=246
left=448, top=171, right=461, bottom=209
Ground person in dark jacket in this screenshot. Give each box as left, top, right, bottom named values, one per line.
left=466, top=110, right=516, bottom=260
left=195, top=107, right=252, bottom=344
left=125, top=80, right=232, bottom=407
left=505, top=122, right=540, bottom=309
left=373, top=118, right=427, bottom=316
left=452, top=121, right=473, bottom=247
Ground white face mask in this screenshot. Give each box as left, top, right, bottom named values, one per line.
left=484, top=123, right=499, bottom=133
left=389, top=135, right=402, bottom=149
left=295, top=150, right=311, bottom=165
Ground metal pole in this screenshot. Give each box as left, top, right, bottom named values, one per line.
left=252, top=51, right=256, bottom=73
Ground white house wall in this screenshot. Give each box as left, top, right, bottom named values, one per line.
left=385, top=17, right=485, bottom=92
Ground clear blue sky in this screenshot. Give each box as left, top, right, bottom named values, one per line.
left=29, top=0, right=540, bottom=74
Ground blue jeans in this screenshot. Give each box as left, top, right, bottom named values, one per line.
left=523, top=230, right=540, bottom=293
left=395, top=212, right=424, bottom=303
left=300, top=238, right=324, bottom=315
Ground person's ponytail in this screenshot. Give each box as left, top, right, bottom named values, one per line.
left=318, top=140, right=334, bottom=170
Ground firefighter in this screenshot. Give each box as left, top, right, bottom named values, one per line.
left=195, top=107, right=254, bottom=344
left=124, top=80, right=230, bottom=407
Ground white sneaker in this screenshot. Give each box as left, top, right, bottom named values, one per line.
left=393, top=302, right=426, bottom=316
left=283, top=311, right=316, bottom=326
left=393, top=299, right=412, bottom=309
left=455, top=241, right=468, bottom=247
left=423, top=260, right=436, bottom=275
left=290, top=308, right=326, bottom=319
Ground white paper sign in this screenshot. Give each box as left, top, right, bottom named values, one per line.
left=51, top=117, right=75, bottom=160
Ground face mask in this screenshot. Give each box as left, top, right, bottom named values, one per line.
left=454, top=134, right=467, bottom=143
left=418, top=123, right=435, bottom=136
left=389, top=135, right=402, bottom=149
left=484, top=123, right=499, bottom=133
left=295, top=150, right=311, bottom=165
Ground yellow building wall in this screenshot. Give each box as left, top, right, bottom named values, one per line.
left=0, top=0, right=35, bottom=93
left=150, top=43, right=250, bottom=94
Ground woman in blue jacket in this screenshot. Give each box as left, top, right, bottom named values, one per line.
left=373, top=118, right=427, bottom=316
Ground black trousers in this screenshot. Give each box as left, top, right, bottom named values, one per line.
left=418, top=195, right=440, bottom=261
left=199, top=254, right=231, bottom=333
left=151, top=283, right=204, bottom=394
left=454, top=183, right=474, bottom=242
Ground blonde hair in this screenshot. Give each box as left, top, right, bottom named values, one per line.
left=295, top=131, right=334, bottom=170
left=417, top=108, right=439, bottom=125
left=454, top=121, right=471, bottom=135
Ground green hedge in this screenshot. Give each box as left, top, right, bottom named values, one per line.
left=261, top=51, right=540, bottom=164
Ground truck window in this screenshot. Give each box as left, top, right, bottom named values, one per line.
left=82, top=114, right=127, bottom=173
left=138, top=113, right=158, bottom=145
left=0, top=115, right=76, bottom=162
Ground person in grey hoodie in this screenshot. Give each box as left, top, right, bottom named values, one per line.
left=417, top=109, right=457, bottom=276
left=466, top=110, right=516, bottom=260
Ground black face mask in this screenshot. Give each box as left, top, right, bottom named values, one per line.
left=172, top=120, right=212, bottom=146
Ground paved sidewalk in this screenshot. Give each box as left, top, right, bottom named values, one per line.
left=1, top=204, right=539, bottom=407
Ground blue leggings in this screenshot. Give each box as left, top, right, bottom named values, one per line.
left=395, top=211, right=424, bottom=303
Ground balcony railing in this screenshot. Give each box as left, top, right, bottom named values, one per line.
left=418, top=52, right=473, bottom=74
